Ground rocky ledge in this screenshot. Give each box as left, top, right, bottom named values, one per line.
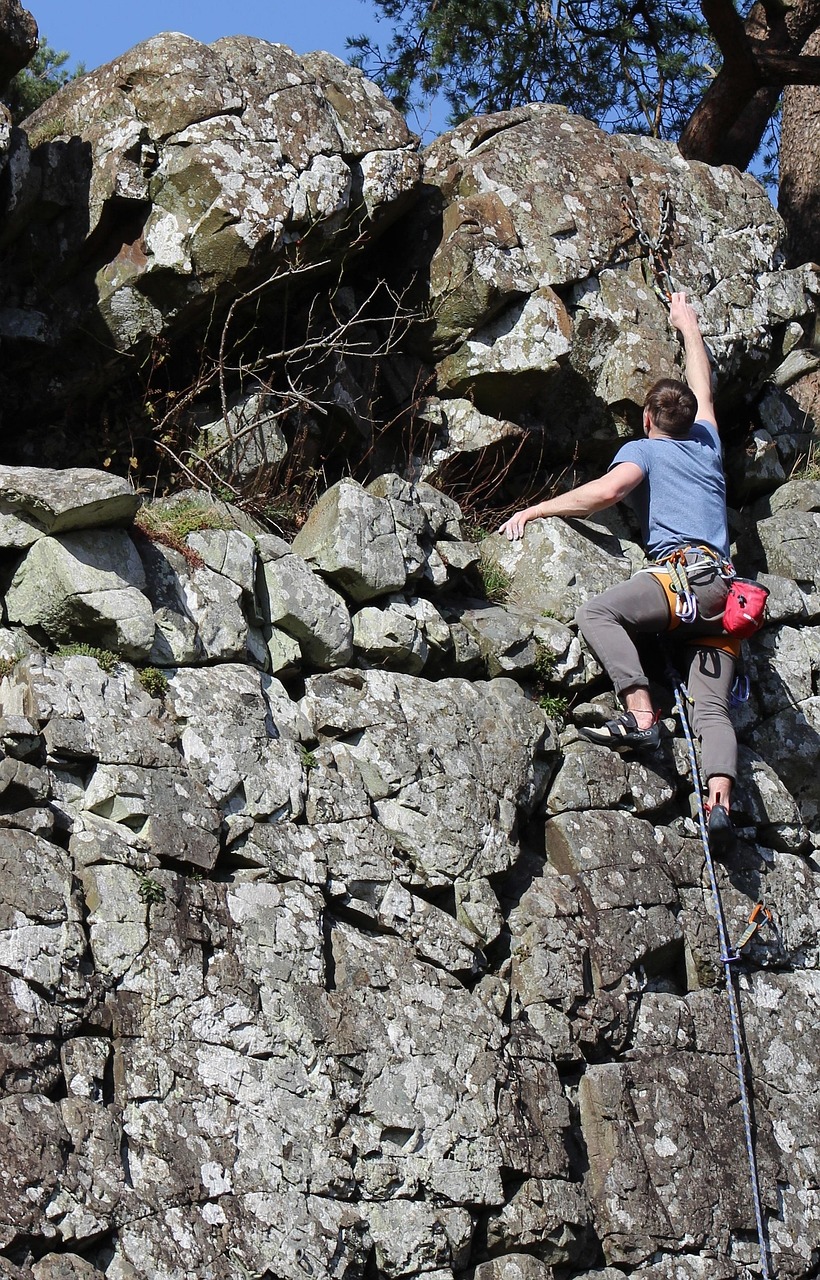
left=0, top=463, right=818, bottom=1280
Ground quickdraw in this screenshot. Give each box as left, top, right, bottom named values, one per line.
left=663, top=549, right=698, bottom=624
left=730, top=673, right=751, bottom=706
left=621, top=188, right=676, bottom=303
left=728, top=902, right=775, bottom=963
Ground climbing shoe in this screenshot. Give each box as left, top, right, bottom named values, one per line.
left=706, top=802, right=735, bottom=857
left=578, top=711, right=660, bottom=751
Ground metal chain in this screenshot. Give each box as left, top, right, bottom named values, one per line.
left=621, top=189, right=676, bottom=303
left=670, top=674, right=773, bottom=1280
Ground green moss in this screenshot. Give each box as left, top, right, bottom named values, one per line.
left=134, top=498, right=232, bottom=567
left=796, top=442, right=820, bottom=482
left=478, top=553, right=512, bottom=604
left=56, top=643, right=118, bottom=672
left=533, top=640, right=557, bottom=680
left=538, top=693, right=569, bottom=722
left=27, top=116, right=67, bottom=147
left=139, top=667, right=168, bottom=699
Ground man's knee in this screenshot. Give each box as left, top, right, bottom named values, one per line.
left=576, top=595, right=604, bottom=639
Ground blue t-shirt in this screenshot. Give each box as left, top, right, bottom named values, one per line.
left=609, top=420, right=730, bottom=560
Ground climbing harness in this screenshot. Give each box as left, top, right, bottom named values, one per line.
left=621, top=188, right=676, bottom=303
left=642, top=544, right=735, bottom=630
left=669, top=670, right=774, bottom=1280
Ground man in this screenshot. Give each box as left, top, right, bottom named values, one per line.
left=499, top=292, right=736, bottom=848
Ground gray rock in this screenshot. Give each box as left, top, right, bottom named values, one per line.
left=194, top=389, right=289, bottom=483
left=257, top=536, right=354, bottom=669
left=0, top=465, right=139, bottom=548
left=6, top=531, right=154, bottom=659
left=81, top=763, right=220, bottom=870
left=301, top=669, right=554, bottom=884
left=352, top=600, right=429, bottom=673
left=138, top=535, right=265, bottom=666
left=423, top=104, right=818, bottom=431
left=367, top=1202, right=473, bottom=1274
left=3, top=33, right=420, bottom=435
left=166, top=664, right=309, bottom=822
left=484, top=518, right=632, bottom=624
left=547, top=741, right=676, bottom=817
left=756, top=510, right=820, bottom=590
left=0, top=0, right=37, bottom=90
left=293, top=479, right=409, bottom=602
left=413, top=397, right=528, bottom=482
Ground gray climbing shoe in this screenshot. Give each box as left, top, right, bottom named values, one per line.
left=579, top=711, right=660, bottom=751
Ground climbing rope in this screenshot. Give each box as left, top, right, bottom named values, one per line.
left=621, top=188, right=676, bottom=302
left=670, top=674, right=773, bottom=1280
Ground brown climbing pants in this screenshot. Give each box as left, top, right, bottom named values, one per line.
left=576, top=563, right=737, bottom=781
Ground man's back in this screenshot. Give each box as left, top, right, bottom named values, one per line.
left=610, top=420, right=729, bottom=560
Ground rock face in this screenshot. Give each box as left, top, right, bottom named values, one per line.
left=2, top=50, right=819, bottom=500
left=0, top=31, right=419, bottom=444
left=414, top=105, right=819, bottom=466
left=0, top=461, right=818, bottom=1280
left=1, top=23, right=820, bottom=1280
left=0, top=0, right=36, bottom=90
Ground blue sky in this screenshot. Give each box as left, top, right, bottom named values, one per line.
left=28, top=0, right=387, bottom=69
left=25, top=0, right=449, bottom=137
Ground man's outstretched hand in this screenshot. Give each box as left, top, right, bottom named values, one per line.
left=668, top=290, right=700, bottom=333
left=498, top=509, right=532, bottom=540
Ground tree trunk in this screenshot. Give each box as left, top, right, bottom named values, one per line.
left=780, top=27, right=820, bottom=265
left=679, top=0, right=820, bottom=169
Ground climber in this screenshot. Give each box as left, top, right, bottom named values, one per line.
left=499, top=291, right=736, bottom=850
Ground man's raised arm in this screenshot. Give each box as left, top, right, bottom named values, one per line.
left=669, top=291, right=716, bottom=428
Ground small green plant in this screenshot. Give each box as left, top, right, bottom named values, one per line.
left=533, top=640, right=557, bottom=680
left=27, top=115, right=67, bottom=146
left=794, top=441, right=820, bottom=482
left=540, top=608, right=558, bottom=619
left=137, top=875, right=166, bottom=906
left=465, top=522, right=490, bottom=543
left=0, top=656, right=17, bottom=679
left=538, top=693, right=569, bottom=722
left=299, top=745, right=317, bottom=771
left=134, top=498, right=232, bottom=567
left=139, top=667, right=168, bottom=699
left=478, top=553, right=512, bottom=604
left=56, top=643, right=118, bottom=672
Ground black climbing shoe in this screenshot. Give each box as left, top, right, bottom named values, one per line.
left=579, top=711, right=660, bottom=752
left=707, top=803, right=735, bottom=856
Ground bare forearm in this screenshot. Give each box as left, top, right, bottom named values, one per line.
left=679, top=318, right=713, bottom=407
left=499, top=463, right=643, bottom=540
left=525, top=481, right=615, bottom=521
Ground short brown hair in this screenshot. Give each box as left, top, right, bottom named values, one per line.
left=644, top=379, right=698, bottom=438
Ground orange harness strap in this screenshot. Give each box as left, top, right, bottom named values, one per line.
left=648, top=570, right=741, bottom=659
left=686, top=632, right=742, bottom=660
left=648, top=570, right=683, bottom=631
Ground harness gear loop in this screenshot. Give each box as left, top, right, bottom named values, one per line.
left=645, top=544, right=734, bottom=630
left=668, top=664, right=773, bottom=1280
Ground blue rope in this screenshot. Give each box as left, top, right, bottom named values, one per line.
left=671, top=678, right=773, bottom=1279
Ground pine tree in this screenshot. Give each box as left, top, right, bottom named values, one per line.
left=348, top=0, right=713, bottom=137
left=2, top=39, right=83, bottom=124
